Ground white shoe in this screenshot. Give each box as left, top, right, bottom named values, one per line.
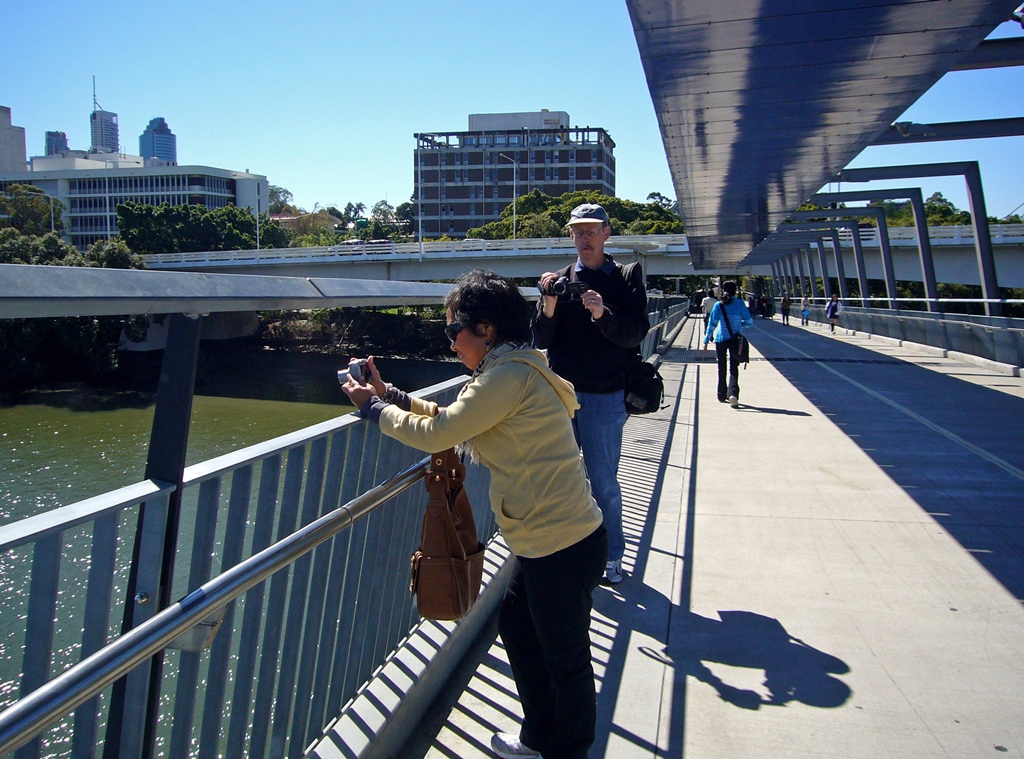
left=604, top=560, right=623, bottom=584
left=491, top=732, right=541, bottom=758
left=728, top=395, right=739, bottom=408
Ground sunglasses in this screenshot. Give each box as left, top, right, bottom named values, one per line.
left=445, top=322, right=467, bottom=345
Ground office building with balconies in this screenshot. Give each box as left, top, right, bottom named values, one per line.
left=414, top=110, right=615, bottom=239
left=0, top=152, right=267, bottom=251
left=139, top=118, right=177, bottom=163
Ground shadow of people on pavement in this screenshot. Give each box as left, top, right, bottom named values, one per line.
left=641, top=609, right=851, bottom=710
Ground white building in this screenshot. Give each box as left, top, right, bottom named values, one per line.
left=1, top=151, right=268, bottom=250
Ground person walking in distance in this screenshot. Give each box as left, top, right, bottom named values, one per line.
left=780, top=292, right=792, bottom=325
left=700, top=289, right=718, bottom=349
left=825, top=293, right=841, bottom=333
left=703, top=280, right=753, bottom=408
left=534, top=203, right=650, bottom=586
left=800, top=294, right=811, bottom=326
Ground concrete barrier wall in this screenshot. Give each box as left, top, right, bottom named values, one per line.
left=807, top=307, right=1024, bottom=375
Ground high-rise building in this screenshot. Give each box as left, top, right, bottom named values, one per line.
left=139, top=118, right=177, bottom=163
left=90, top=109, right=119, bottom=153
left=413, top=110, right=615, bottom=239
left=45, top=131, right=69, bottom=156
left=0, top=105, right=27, bottom=173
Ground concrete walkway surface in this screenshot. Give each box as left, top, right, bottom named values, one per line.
left=407, top=315, right=1024, bottom=759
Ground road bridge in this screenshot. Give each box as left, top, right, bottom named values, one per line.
left=139, top=225, right=1024, bottom=287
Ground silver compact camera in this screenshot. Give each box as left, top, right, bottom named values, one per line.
left=337, top=359, right=368, bottom=384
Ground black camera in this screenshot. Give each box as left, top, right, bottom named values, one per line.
left=538, top=276, right=587, bottom=299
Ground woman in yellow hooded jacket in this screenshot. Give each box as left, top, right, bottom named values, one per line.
left=342, top=269, right=605, bottom=759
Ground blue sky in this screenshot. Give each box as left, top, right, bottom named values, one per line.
left=5, top=1, right=1022, bottom=219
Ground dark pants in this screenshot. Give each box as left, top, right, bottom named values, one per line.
left=715, top=338, right=741, bottom=401
left=498, top=526, right=607, bottom=759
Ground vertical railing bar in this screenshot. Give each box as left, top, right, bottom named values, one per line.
left=346, top=429, right=387, bottom=692
left=197, top=464, right=253, bottom=759
left=288, top=435, right=333, bottom=753
left=248, top=447, right=306, bottom=759
left=325, top=426, right=374, bottom=717
left=168, top=477, right=222, bottom=758
left=390, top=475, right=426, bottom=655
left=104, top=491, right=170, bottom=759
left=368, top=438, right=412, bottom=672
left=305, top=430, right=351, bottom=741
left=70, top=512, right=119, bottom=759
left=225, top=454, right=281, bottom=758
left=15, top=532, right=63, bottom=759
left=269, top=436, right=328, bottom=757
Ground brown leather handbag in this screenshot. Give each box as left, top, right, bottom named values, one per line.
left=409, top=448, right=485, bottom=621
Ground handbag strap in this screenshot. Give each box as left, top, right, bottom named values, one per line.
left=720, top=302, right=738, bottom=341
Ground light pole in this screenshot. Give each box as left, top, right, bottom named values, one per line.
left=499, top=152, right=517, bottom=243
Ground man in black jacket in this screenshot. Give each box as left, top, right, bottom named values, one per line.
left=533, top=203, right=649, bottom=585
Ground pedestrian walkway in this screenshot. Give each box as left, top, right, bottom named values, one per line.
left=406, top=315, right=1024, bottom=758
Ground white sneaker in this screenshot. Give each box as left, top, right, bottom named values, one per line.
left=491, top=732, right=541, bottom=758
left=728, top=395, right=739, bottom=408
left=604, top=560, right=623, bottom=584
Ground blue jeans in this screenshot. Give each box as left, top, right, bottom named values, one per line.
left=573, top=390, right=627, bottom=563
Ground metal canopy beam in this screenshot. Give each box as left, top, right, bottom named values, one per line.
left=836, top=162, right=1001, bottom=315
left=0, top=265, right=454, bottom=320
left=626, top=0, right=1019, bottom=269
left=870, top=117, right=1024, bottom=145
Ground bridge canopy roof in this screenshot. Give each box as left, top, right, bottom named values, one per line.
left=626, top=0, right=1020, bottom=269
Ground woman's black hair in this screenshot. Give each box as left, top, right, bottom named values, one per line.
left=721, top=280, right=737, bottom=304
left=444, top=269, right=532, bottom=345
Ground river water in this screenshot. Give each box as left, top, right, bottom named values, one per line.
left=0, top=347, right=465, bottom=752
left=0, top=349, right=465, bottom=526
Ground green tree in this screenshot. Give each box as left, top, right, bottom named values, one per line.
left=116, top=202, right=287, bottom=254
left=269, top=185, right=299, bottom=214
left=466, top=190, right=684, bottom=239
left=0, top=184, right=66, bottom=236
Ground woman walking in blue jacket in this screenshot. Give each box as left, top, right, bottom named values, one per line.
left=703, top=281, right=754, bottom=407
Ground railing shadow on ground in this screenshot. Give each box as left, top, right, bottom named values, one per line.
left=591, top=345, right=852, bottom=758
left=747, top=319, right=1024, bottom=604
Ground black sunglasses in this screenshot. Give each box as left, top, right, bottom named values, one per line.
left=445, top=322, right=467, bottom=345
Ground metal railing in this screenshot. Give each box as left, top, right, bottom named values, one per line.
left=0, top=378, right=495, bottom=759
left=0, top=267, right=687, bottom=759
left=140, top=234, right=692, bottom=268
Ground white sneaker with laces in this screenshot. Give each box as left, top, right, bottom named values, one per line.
left=728, top=395, right=739, bottom=408
left=605, top=560, right=623, bottom=584
left=490, top=732, right=541, bottom=758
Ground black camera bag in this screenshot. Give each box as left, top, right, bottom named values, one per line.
left=624, top=359, right=665, bottom=415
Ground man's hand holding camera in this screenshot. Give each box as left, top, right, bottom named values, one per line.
left=538, top=272, right=605, bottom=320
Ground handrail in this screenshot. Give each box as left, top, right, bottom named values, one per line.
left=0, top=456, right=431, bottom=756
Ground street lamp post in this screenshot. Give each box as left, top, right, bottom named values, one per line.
left=499, top=152, right=517, bottom=243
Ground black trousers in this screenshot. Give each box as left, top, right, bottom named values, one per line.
left=715, top=338, right=741, bottom=401
left=498, top=526, right=607, bottom=759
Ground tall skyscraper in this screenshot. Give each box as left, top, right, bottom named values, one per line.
left=45, top=131, right=69, bottom=156
left=90, top=78, right=118, bottom=153
left=90, top=109, right=119, bottom=153
left=139, top=118, right=177, bottom=163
